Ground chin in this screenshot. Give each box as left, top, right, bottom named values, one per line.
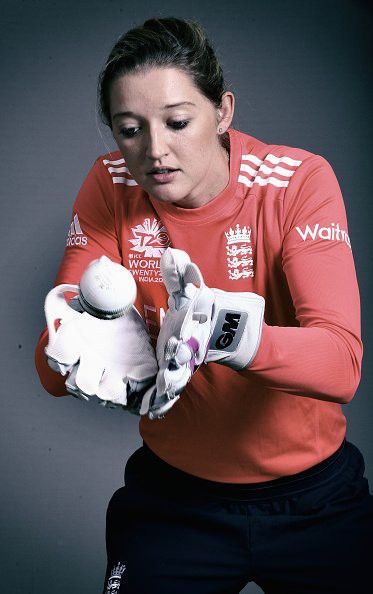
left=147, top=185, right=187, bottom=204
left=151, top=194, right=176, bottom=204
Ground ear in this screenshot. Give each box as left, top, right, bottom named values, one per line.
left=216, top=91, right=235, bottom=134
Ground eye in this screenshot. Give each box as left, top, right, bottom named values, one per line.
left=118, top=127, right=139, bottom=139
left=169, top=120, right=189, bottom=130
left=118, top=120, right=189, bottom=139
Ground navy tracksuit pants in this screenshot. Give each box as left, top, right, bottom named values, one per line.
left=103, top=439, right=373, bottom=593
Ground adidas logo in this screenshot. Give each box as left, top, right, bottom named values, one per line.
left=66, top=214, right=88, bottom=247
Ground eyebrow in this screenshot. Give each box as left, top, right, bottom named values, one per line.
left=112, top=102, right=196, bottom=121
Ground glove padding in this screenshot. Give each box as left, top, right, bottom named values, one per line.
left=44, top=284, right=157, bottom=414
left=148, top=248, right=265, bottom=419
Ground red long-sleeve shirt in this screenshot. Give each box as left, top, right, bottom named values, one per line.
left=35, top=127, right=362, bottom=482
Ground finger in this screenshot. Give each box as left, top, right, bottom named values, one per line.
left=47, top=356, right=74, bottom=376
left=45, top=319, right=81, bottom=367
left=147, top=389, right=180, bottom=420
left=164, top=337, right=199, bottom=369
left=65, top=365, right=90, bottom=401
left=139, top=385, right=156, bottom=416
left=97, top=370, right=127, bottom=405
left=74, top=352, right=104, bottom=396
left=160, top=248, right=191, bottom=294
left=98, top=399, right=120, bottom=409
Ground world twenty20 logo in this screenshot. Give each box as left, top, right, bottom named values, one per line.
left=129, top=218, right=170, bottom=258
left=128, top=218, right=170, bottom=285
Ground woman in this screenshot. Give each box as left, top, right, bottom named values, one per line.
left=35, top=17, right=372, bottom=594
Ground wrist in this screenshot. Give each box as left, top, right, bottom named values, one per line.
left=205, top=289, right=265, bottom=370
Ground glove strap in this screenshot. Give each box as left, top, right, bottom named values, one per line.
left=206, top=289, right=265, bottom=370
left=44, top=284, right=79, bottom=342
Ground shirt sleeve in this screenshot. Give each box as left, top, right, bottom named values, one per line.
left=245, top=155, right=362, bottom=404
left=34, top=156, right=122, bottom=396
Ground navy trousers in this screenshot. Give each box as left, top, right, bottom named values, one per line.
left=103, top=439, right=373, bottom=593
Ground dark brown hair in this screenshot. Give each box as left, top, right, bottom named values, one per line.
left=98, top=17, right=226, bottom=129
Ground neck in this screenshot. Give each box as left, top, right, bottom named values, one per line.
left=175, top=141, right=230, bottom=209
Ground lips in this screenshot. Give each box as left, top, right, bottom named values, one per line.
left=148, top=169, right=180, bottom=184
left=147, top=167, right=178, bottom=174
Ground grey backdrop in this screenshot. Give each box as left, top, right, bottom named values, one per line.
left=1, top=1, right=372, bottom=593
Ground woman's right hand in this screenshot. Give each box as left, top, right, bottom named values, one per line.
left=43, top=258, right=158, bottom=415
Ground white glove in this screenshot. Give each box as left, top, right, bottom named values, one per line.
left=44, top=257, right=158, bottom=414
left=148, top=248, right=265, bottom=419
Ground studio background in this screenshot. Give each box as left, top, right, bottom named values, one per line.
left=1, top=1, right=371, bottom=592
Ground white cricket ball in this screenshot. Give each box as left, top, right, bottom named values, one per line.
left=78, top=256, right=137, bottom=318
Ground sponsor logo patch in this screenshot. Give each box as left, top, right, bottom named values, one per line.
left=295, top=222, right=351, bottom=248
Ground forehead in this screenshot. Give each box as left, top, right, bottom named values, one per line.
left=109, top=67, right=210, bottom=115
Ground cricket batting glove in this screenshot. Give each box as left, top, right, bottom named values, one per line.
left=148, top=248, right=265, bottom=419
left=44, top=256, right=157, bottom=414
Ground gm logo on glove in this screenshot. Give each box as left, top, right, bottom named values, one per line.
left=211, top=309, right=248, bottom=352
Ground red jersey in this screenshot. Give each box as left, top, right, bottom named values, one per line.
left=35, top=127, right=362, bottom=482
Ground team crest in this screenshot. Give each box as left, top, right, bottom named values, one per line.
left=105, top=562, right=126, bottom=593
left=225, top=224, right=255, bottom=280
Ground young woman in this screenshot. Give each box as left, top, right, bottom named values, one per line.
left=35, top=17, right=372, bottom=594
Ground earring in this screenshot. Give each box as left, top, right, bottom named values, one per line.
left=218, top=127, right=223, bottom=133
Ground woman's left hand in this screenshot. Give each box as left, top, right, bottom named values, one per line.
left=146, top=248, right=265, bottom=419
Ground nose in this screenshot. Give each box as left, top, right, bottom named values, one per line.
left=145, top=125, right=169, bottom=161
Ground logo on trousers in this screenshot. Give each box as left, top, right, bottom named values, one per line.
left=105, top=562, right=126, bottom=593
